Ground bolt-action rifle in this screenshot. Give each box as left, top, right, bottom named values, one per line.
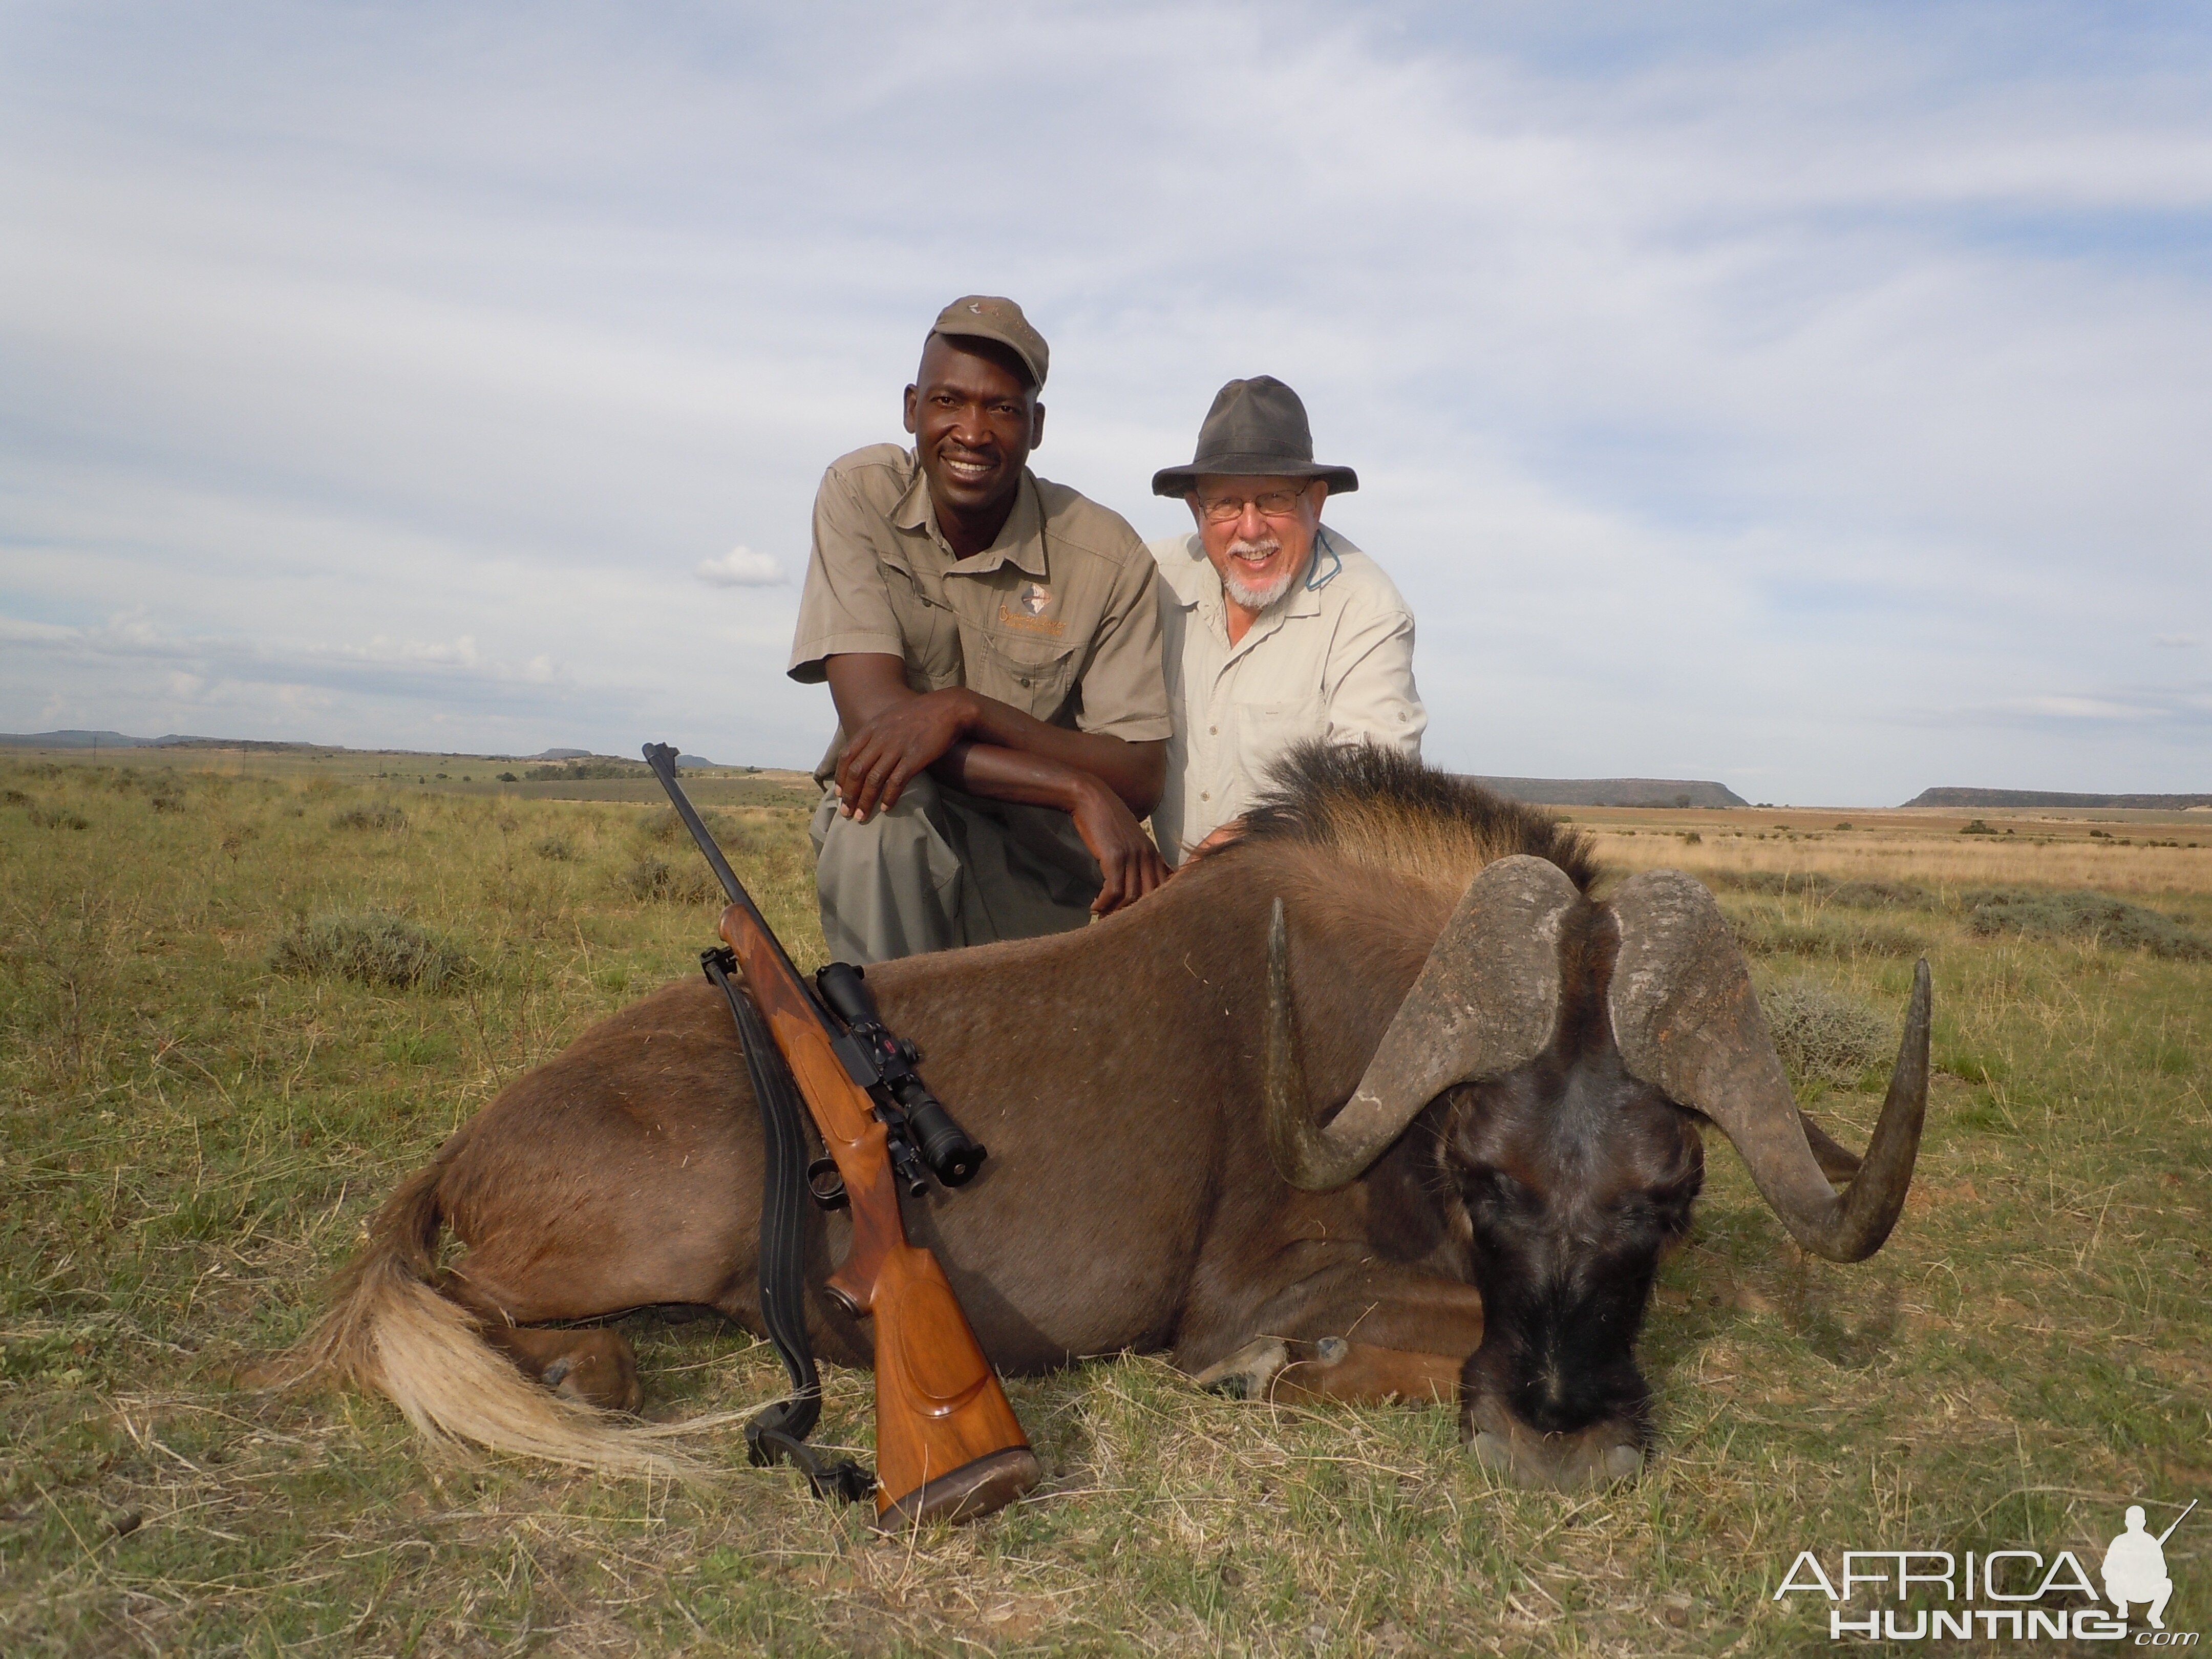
left=643, top=744, right=1039, bottom=1527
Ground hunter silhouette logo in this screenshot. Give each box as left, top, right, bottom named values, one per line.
left=1019, top=581, right=1051, bottom=616
left=1774, top=1496, right=2199, bottom=1642
left=2106, top=1500, right=2193, bottom=1631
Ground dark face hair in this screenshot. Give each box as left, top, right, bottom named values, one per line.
left=1447, top=971, right=1705, bottom=1445
left=903, top=335, right=1044, bottom=543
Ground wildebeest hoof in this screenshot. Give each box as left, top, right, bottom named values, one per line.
left=1195, top=1337, right=1289, bottom=1400
left=1313, top=1336, right=1349, bottom=1365
left=541, top=1357, right=572, bottom=1388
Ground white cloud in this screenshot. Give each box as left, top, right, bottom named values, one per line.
left=2155, top=634, right=2198, bottom=648
left=695, top=547, right=787, bottom=588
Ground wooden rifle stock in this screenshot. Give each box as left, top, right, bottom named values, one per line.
left=717, top=903, right=1039, bottom=1527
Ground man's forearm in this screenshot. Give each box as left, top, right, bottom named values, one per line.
left=952, top=693, right=1164, bottom=817
left=823, top=654, right=1163, bottom=821
left=930, top=740, right=1104, bottom=815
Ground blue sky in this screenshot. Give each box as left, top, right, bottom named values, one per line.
left=4, top=1, right=2208, bottom=804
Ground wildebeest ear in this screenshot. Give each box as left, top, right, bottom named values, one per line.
left=1266, top=856, right=1580, bottom=1192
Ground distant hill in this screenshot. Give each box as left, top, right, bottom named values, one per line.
left=2, top=733, right=720, bottom=768
left=1470, top=776, right=1749, bottom=809
left=1903, top=787, right=2212, bottom=811
left=1, top=730, right=341, bottom=753
left=0, top=729, right=160, bottom=748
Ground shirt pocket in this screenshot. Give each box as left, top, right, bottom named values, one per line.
left=1231, top=696, right=1327, bottom=790
left=883, top=562, right=963, bottom=691
left=966, top=624, right=1080, bottom=722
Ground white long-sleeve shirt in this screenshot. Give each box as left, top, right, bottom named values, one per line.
left=1147, top=525, right=1426, bottom=864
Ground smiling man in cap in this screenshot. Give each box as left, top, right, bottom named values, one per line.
left=788, top=296, right=1173, bottom=962
left=1147, top=375, right=1426, bottom=864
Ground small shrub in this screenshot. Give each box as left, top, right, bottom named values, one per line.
left=31, top=804, right=91, bottom=831
left=1681, top=831, right=1703, bottom=844
left=619, top=856, right=719, bottom=905
left=530, top=758, right=648, bottom=781
left=148, top=788, right=185, bottom=813
left=1962, top=888, right=2211, bottom=961
left=1960, top=819, right=1996, bottom=835
left=3, top=788, right=31, bottom=807
left=1762, top=980, right=1894, bottom=1086
left=1706, top=870, right=1931, bottom=911
left=1733, top=915, right=1927, bottom=959
left=269, top=912, right=472, bottom=990
left=534, top=834, right=577, bottom=862
left=331, top=803, right=408, bottom=833
left=497, top=771, right=518, bottom=782
left=636, top=807, right=683, bottom=845
left=1824, top=879, right=1930, bottom=911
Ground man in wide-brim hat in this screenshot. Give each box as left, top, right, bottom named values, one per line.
left=1146, top=375, right=1427, bottom=863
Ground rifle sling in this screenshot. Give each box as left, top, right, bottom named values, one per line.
left=702, top=950, right=874, bottom=1506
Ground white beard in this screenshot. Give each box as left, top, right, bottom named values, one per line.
left=1220, top=536, right=1301, bottom=612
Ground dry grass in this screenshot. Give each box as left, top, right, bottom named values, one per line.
left=2, top=760, right=2206, bottom=1654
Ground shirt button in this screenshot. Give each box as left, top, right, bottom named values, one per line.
left=1208, top=725, right=1217, bottom=735
left=1200, top=791, right=1210, bottom=801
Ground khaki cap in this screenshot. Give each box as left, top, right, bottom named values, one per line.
left=929, top=295, right=1049, bottom=390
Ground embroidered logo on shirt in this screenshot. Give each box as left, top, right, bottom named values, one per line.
left=997, top=582, right=1066, bottom=636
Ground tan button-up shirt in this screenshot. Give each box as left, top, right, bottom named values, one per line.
left=1148, top=526, right=1425, bottom=863
left=789, top=445, right=1173, bottom=778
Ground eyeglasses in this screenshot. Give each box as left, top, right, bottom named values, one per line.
left=1196, top=487, right=1309, bottom=524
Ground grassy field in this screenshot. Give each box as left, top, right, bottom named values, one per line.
left=1, top=750, right=2206, bottom=1655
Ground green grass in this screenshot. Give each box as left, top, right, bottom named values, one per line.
left=2, top=758, right=2206, bottom=1654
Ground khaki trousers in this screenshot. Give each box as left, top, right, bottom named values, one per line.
left=810, top=775, right=1101, bottom=964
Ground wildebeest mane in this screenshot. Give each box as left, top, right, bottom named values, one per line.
left=1240, top=741, right=1599, bottom=895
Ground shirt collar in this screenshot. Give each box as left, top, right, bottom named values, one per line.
left=892, top=455, right=1049, bottom=579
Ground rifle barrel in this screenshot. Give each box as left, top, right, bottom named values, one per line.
left=2157, top=1497, right=2197, bottom=1546
left=642, top=743, right=822, bottom=1021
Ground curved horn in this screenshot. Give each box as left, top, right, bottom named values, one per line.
left=1606, top=869, right=1931, bottom=1263
left=1266, top=855, right=1581, bottom=1191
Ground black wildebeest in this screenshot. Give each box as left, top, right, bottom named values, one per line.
left=282, top=745, right=1928, bottom=1490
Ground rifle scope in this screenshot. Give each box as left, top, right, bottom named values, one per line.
left=816, top=962, right=987, bottom=1187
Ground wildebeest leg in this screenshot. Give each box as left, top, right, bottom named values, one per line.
left=1270, top=1338, right=1462, bottom=1406
left=475, top=1321, right=643, bottom=1413
left=1194, top=1336, right=1464, bottom=1406
left=1184, top=1265, right=1488, bottom=1403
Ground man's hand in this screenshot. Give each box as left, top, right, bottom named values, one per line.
left=1067, top=775, right=1170, bottom=916
left=835, top=687, right=976, bottom=820
left=820, top=652, right=1170, bottom=914
left=1177, top=817, right=1248, bottom=869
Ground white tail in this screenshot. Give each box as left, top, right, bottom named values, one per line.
left=271, top=1160, right=738, bottom=1478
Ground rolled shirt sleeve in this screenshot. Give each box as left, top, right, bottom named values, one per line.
left=1070, top=536, right=1174, bottom=743
left=1322, top=602, right=1425, bottom=755
left=788, top=457, right=910, bottom=685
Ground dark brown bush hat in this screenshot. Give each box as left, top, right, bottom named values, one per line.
left=928, top=295, right=1049, bottom=390
left=1152, top=376, right=1357, bottom=497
